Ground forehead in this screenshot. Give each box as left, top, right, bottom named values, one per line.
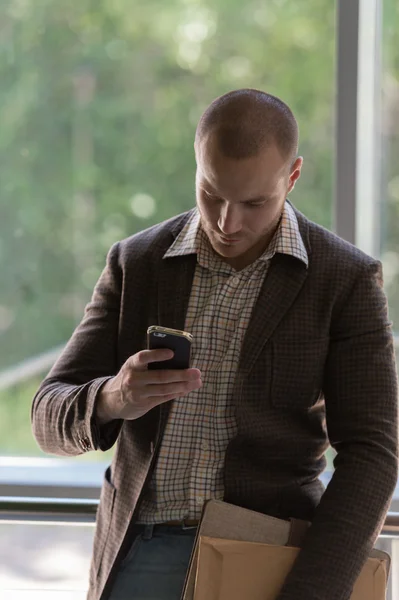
left=196, top=135, right=287, bottom=200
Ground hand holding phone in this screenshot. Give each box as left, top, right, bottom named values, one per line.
left=95, top=327, right=200, bottom=425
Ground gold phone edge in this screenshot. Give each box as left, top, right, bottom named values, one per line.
left=147, top=325, right=193, bottom=343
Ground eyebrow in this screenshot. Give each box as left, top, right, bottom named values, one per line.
left=202, top=187, right=268, bottom=204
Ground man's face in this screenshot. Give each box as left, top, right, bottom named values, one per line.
left=195, top=135, right=303, bottom=270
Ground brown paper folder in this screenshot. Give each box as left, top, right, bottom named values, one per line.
left=194, top=536, right=388, bottom=600
left=181, top=500, right=390, bottom=600
left=181, top=500, right=309, bottom=600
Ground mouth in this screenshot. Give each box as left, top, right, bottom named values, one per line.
left=219, top=235, right=241, bottom=245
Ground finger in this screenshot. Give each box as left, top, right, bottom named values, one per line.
left=143, top=380, right=202, bottom=398
left=131, top=349, right=174, bottom=370
left=145, top=368, right=202, bottom=384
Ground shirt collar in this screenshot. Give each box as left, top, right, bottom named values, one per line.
left=163, top=201, right=308, bottom=269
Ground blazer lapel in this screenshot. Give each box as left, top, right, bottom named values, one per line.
left=239, top=253, right=308, bottom=375
left=157, top=254, right=197, bottom=331
left=152, top=252, right=197, bottom=431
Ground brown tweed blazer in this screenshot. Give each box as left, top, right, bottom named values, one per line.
left=32, top=205, right=398, bottom=600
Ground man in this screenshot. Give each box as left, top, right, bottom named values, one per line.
left=32, top=89, right=398, bottom=600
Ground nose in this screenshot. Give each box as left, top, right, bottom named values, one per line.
left=218, top=202, right=242, bottom=236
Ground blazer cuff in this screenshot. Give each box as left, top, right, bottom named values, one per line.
left=80, top=376, right=123, bottom=453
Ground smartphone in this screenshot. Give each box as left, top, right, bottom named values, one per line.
left=147, top=326, right=193, bottom=370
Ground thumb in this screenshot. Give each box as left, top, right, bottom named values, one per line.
left=130, top=349, right=174, bottom=371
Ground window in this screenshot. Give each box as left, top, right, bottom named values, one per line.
left=1, top=3, right=333, bottom=593
left=0, top=0, right=335, bottom=482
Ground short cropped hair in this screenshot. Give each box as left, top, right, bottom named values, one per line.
left=195, top=89, right=299, bottom=168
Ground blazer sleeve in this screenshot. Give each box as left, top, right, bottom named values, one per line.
left=278, top=260, right=398, bottom=600
left=31, top=242, right=124, bottom=456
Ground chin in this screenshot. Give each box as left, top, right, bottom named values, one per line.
left=214, top=242, right=243, bottom=256
left=215, top=248, right=237, bottom=257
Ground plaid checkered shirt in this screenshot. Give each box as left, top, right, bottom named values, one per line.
left=137, top=201, right=308, bottom=523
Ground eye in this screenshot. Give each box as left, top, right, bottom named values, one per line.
left=247, top=202, right=265, bottom=208
left=204, top=190, right=221, bottom=202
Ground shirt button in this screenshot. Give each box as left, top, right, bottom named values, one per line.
left=201, top=441, right=209, bottom=451
left=232, top=277, right=240, bottom=285
left=196, top=496, right=204, bottom=505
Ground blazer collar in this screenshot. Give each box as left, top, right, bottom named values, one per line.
left=166, top=201, right=312, bottom=254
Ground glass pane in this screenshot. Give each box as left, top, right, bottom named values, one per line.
left=0, top=522, right=93, bottom=599
left=0, top=1, right=334, bottom=477
left=381, top=0, right=399, bottom=511
left=379, top=0, right=399, bottom=516
left=381, top=0, right=399, bottom=332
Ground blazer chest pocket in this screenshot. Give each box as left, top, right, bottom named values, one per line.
left=271, top=338, right=328, bottom=410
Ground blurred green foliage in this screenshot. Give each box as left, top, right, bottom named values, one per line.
left=0, top=0, right=397, bottom=459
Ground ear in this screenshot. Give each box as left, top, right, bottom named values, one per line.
left=287, top=156, right=303, bottom=193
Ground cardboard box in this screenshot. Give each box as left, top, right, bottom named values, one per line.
left=194, top=536, right=388, bottom=600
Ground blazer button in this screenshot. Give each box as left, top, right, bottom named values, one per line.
left=80, top=437, right=91, bottom=451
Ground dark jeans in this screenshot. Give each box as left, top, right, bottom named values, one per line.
left=108, top=525, right=197, bottom=600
